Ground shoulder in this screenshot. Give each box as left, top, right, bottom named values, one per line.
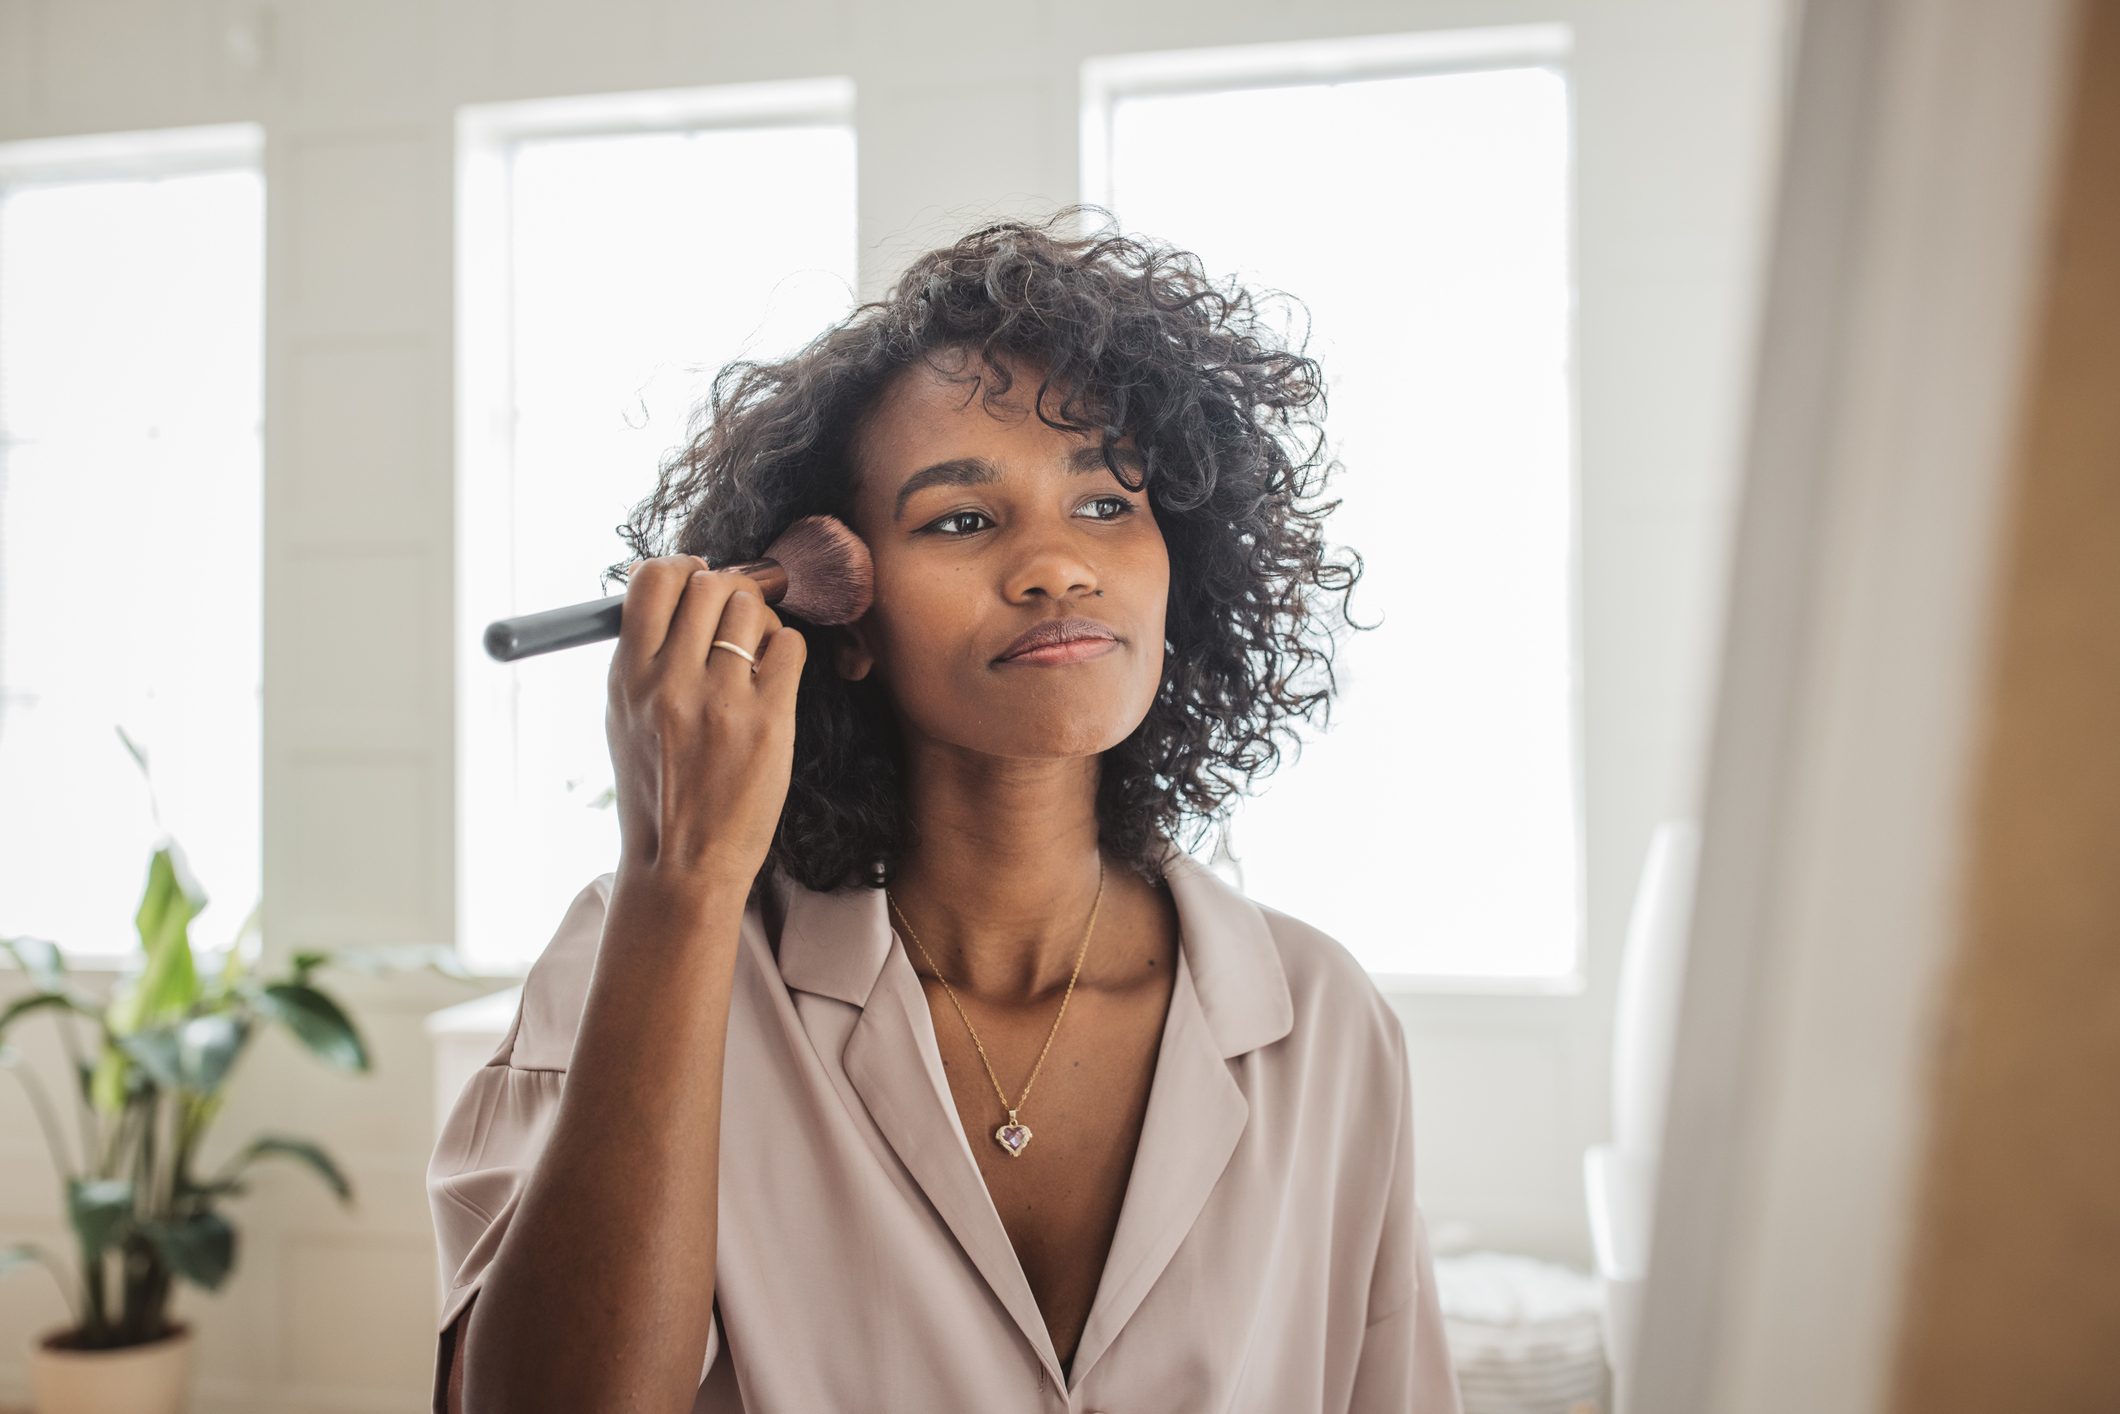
left=503, top=870, right=620, bottom=1071
left=1236, top=895, right=1417, bottom=1209
left=1246, top=892, right=1409, bottom=1088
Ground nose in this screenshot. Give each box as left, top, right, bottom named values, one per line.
left=1003, top=533, right=1100, bottom=603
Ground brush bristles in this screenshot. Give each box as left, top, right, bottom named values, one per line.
left=760, top=514, right=874, bottom=625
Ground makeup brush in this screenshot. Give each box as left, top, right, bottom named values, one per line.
left=482, top=513, right=873, bottom=663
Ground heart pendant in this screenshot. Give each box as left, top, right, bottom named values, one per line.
left=994, top=1120, right=1032, bottom=1157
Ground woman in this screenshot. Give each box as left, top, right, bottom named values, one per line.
left=427, top=205, right=1463, bottom=1413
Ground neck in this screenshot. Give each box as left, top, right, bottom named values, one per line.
left=886, top=759, right=1125, bottom=1006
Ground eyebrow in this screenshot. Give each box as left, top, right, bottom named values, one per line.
left=891, top=443, right=1146, bottom=524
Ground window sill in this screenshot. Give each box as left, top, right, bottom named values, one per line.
left=1370, top=968, right=1588, bottom=999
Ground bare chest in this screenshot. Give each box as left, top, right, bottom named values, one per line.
left=918, top=948, right=1177, bottom=1372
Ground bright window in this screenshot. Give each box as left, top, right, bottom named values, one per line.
left=457, top=87, right=857, bottom=974
left=0, top=127, right=264, bottom=966
left=1085, top=31, right=1580, bottom=983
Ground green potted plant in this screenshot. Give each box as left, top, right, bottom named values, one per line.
left=0, top=728, right=474, bottom=1414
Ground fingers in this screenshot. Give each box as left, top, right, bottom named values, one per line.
left=752, top=621, right=808, bottom=703
left=615, top=555, right=697, bottom=668
left=667, top=562, right=780, bottom=684
left=613, top=554, right=804, bottom=696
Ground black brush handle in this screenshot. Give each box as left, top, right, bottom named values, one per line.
left=483, top=558, right=781, bottom=662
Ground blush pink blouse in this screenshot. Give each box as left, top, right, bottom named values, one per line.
left=426, top=837, right=1463, bottom=1412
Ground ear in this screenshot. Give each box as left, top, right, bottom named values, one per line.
left=833, top=621, right=876, bottom=682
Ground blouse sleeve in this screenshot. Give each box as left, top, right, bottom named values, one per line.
left=425, top=880, right=723, bottom=1412
left=1347, top=1019, right=1463, bottom=1414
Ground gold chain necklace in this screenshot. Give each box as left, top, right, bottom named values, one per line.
left=885, top=857, right=1105, bottom=1159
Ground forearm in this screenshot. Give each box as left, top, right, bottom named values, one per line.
left=459, top=864, right=746, bottom=1412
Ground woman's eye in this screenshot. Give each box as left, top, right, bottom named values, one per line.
left=922, top=497, right=1136, bottom=537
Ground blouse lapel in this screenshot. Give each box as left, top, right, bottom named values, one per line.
left=1061, top=925, right=1243, bottom=1390
left=843, top=941, right=1072, bottom=1385
left=771, top=837, right=1294, bottom=1395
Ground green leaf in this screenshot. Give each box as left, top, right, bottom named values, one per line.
left=202, top=896, right=264, bottom=1003
left=252, top=984, right=368, bottom=1072
left=89, top=1046, right=136, bottom=1117
left=116, top=1028, right=183, bottom=1090
left=1, top=934, right=68, bottom=991
left=0, top=936, right=105, bottom=1053
left=200, top=1135, right=353, bottom=1205
left=0, top=989, right=106, bottom=1047
left=0, top=1241, right=80, bottom=1326
left=67, top=1176, right=135, bottom=1255
left=0, top=1246, right=47, bottom=1280
left=138, top=1210, right=235, bottom=1290
left=0, top=1243, right=34, bottom=1277
left=115, top=722, right=150, bottom=781
left=118, top=1014, right=248, bottom=1095
left=109, top=844, right=208, bottom=1036
left=1, top=1240, right=67, bottom=1281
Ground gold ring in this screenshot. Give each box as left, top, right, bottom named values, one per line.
left=711, top=638, right=759, bottom=671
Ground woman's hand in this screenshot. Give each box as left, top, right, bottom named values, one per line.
left=606, top=554, right=807, bottom=891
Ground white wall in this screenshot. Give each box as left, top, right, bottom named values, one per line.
left=0, top=0, right=1785, bottom=1406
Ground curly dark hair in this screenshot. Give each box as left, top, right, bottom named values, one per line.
left=604, top=203, right=1376, bottom=902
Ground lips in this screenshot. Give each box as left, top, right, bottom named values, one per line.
left=995, top=616, right=1118, bottom=662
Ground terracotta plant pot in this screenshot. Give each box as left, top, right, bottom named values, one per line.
left=25, top=1320, right=195, bottom=1414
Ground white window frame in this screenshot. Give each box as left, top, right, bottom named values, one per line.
left=0, top=121, right=265, bottom=972
left=452, top=78, right=856, bottom=975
